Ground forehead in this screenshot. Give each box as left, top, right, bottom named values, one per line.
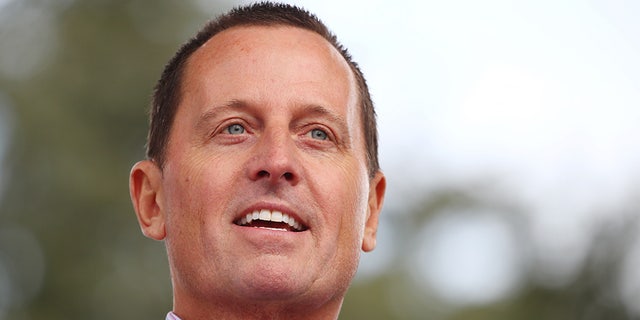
left=193, top=25, right=342, bottom=62
left=180, top=25, right=358, bottom=111
left=188, top=25, right=349, bottom=75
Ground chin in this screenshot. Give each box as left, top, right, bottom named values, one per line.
left=241, top=260, right=355, bottom=306
left=237, top=262, right=312, bottom=300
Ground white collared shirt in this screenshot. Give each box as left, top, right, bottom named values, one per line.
left=166, top=311, right=182, bottom=320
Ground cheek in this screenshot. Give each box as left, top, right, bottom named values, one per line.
left=165, top=151, right=235, bottom=199
left=319, top=160, right=369, bottom=235
left=162, top=157, right=227, bottom=230
left=162, top=156, right=238, bottom=267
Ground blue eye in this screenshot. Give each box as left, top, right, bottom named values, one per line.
left=310, top=128, right=328, bottom=140
left=226, top=124, right=245, bottom=134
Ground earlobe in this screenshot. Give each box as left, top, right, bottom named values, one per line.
left=362, top=171, right=386, bottom=252
left=129, top=160, right=166, bottom=240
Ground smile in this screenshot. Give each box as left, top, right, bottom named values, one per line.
left=235, top=209, right=307, bottom=232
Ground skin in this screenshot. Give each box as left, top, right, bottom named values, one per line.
left=129, top=26, right=386, bottom=320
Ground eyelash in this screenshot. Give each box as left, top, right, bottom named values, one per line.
left=225, top=123, right=246, bottom=135
left=211, top=121, right=337, bottom=146
left=308, top=128, right=328, bottom=140
left=211, top=120, right=251, bottom=139
left=303, top=125, right=336, bottom=144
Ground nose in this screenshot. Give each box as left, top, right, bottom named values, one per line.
left=247, top=129, right=300, bottom=186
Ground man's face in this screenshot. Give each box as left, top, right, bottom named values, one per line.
left=134, top=26, right=385, bottom=309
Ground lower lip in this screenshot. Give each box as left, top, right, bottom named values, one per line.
left=232, top=224, right=308, bottom=249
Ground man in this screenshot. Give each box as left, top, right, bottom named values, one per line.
left=129, top=2, right=385, bottom=319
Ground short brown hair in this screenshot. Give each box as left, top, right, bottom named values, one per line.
left=146, top=2, right=380, bottom=177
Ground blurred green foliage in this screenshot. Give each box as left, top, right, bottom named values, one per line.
left=0, top=1, right=638, bottom=319
left=0, top=1, right=234, bottom=318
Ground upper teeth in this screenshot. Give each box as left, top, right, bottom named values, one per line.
left=238, top=209, right=303, bottom=231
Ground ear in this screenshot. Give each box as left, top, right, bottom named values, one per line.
left=129, top=160, right=166, bottom=240
left=362, top=171, right=386, bottom=252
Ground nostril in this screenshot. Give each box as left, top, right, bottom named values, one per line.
left=253, top=170, right=296, bottom=182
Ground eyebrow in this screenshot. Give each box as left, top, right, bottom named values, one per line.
left=195, top=100, right=248, bottom=133
left=195, top=100, right=353, bottom=146
left=299, top=104, right=344, bottom=124
left=295, top=104, right=351, bottom=145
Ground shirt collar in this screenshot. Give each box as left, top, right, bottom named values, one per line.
left=166, top=311, right=182, bottom=320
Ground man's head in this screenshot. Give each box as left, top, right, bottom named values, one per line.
left=129, top=3, right=385, bottom=319
left=147, top=2, right=380, bottom=178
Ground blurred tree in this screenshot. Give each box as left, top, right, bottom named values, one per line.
left=341, top=187, right=640, bottom=320
left=447, top=214, right=638, bottom=320
left=0, top=0, right=233, bottom=318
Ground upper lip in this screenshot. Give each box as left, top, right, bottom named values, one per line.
left=234, top=201, right=309, bottom=230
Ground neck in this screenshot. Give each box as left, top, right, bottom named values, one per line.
left=172, top=288, right=345, bottom=320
